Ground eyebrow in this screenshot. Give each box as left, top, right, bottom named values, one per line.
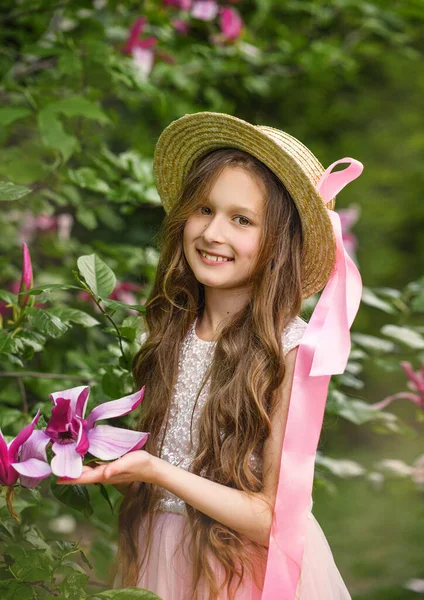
left=205, top=200, right=260, bottom=219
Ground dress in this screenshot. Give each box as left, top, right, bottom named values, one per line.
left=134, top=317, right=351, bottom=600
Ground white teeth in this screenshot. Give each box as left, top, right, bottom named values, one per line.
left=200, top=251, right=232, bottom=262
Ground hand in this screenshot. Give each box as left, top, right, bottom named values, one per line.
left=56, top=450, right=158, bottom=486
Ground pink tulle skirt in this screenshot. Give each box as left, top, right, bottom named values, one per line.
left=130, top=509, right=351, bottom=600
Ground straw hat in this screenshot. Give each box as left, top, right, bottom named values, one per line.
left=153, top=112, right=337, bottom=299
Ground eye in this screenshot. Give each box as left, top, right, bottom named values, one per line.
left=234, top=216, right=251, bottom=226
left=199, top=206, right=211, bottom=215
left=198, top=206, right=251, bottom=226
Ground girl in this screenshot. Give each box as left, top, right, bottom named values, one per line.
left=59, top=112, right=359, bottom=599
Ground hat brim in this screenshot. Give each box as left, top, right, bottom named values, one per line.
left=153, top=112, right=336, bottom=299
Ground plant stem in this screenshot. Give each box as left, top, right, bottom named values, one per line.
left=5, top=487, right=19, bottom=523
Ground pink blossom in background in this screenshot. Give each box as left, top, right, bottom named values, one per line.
left=164, top=0, right=193, bottom=8
left=172, top=18, right=191, bottom=34
left=372, top=361, right=424, bottom=412
left=18, top=243, right=33, bottom=308
left=337, top=203, right=361, bottom=264
left=37, top=385, right=148, bottom=479
left=191, top=0, right=219, bottom=21
left=123, top=17, right=158, bottom=77
left=109, top=281, right=144, bottom=307
left=56, top=214, right=74, bottom=241
left=17, top=211, right=74, bottom=244
left=219, top=7, right=243, bottom=40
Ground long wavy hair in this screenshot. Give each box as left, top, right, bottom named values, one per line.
left=114, top=147, right=304, bottom=599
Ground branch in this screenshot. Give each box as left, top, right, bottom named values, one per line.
left=0, top=371, right=91, bottom=381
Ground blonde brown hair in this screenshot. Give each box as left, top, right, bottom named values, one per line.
left=115, top=147, right=304, bottom=599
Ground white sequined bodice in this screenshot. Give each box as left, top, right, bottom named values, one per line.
left=143, top=316, right=308, bottom=515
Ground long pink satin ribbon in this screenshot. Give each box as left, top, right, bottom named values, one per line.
left=261, top=158, right=364, bottom=599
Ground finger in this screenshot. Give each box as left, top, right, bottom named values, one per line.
left=57, top=464, right=108, bottom=485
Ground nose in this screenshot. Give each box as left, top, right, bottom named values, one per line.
left=201, top=214, right=227, bottom=245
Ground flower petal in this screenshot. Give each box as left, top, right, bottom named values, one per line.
left=8, top=410, right=40, bottom=463
left=20, top=429, right=50, bottom=463
left=45, top=399, right=71, bottom=438
left=50, top=385, right=90, bottom=418
left=11, top=458, right=52, bottom=488
left=0, top=428, right=9, bottom=485
left=87, top=425, right=149, bottom=460
left=51, top=442, right=83, bottom=478
left=86, top=387, right=145, bottom=429
left=74, top=419, right=89, bottom=456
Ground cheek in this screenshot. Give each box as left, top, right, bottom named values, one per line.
left=238, top=232, right=261, bottom=260
left=183, top=218, right=198, bottom=243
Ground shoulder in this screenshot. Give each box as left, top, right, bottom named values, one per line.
left=282, top=315, right=308, bottom=356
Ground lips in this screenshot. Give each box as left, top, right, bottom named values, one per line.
left=197, top=249, right=233, bottom=260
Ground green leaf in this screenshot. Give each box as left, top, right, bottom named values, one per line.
left=0, top=408, right=25, bottom=429
left=90, top=588, right=162, bottom=600
left=315, top=453, right=366, bottom=478
left=76, top=206, right=98, bottom=229
left=47, top=307, right=100, bottom=327
left=381, top=324, right=424, bottom=349
left=27, top=306, right=69, bottom=338
left=15, top=330, right=46, bottom=352
left=69, top=167, right=111, bottom=194
left=0, top=332, right=18, bottom=355
left=326, top=390, right=381, bottom=425
left=411, top=291, right=424, bottom=312
left=361, top=287, right=395, bottom=314
left=351, top=333, right=395, bottom=353
left=19, top=283, right=81, bottom=296
left=48, top=96, right=109, bottom=124
left=0, top=181, right=32, bottom=202
left=0, top=289, right=17, bottom=303
left=102, top=299, right=145, bottom=313
left=51, top=480, right=94, bottom=518
left=95, top=483, right=114, bottom=514
left=5, top=544, right=52, bottom=581
left=77, top=254, right=116, bottom=298
left=0, top=107, right=31, bottom=126
left=38, top=109, right=80, bottom=161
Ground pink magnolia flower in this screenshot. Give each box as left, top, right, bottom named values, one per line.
left=18, top=243, right=33, bottom=309
left=172, top=18, right=191, bottom=34
left=164, top=0, right=193, bottom=8
left=17, top=211, right=74, bottom=245
left=219, top=7, right=243, bottom=40
left=40, top=385, right=148, bottom=479
left=337, top=204, right=361, bottom=264
left=1, top=411, right=51, bottom=489
left=372, top=362, right=424, bottom=412
left=123, top=17, right=158, bottom=77
left=191, top=1, right=219, bottom=21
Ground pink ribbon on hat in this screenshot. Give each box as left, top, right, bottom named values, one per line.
left=261, top=158, right=364, bottom=599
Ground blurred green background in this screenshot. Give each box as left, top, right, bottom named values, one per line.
left=1, top=0, right=423, bottom=598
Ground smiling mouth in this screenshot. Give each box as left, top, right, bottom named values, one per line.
left=197, top=249, right=234, bottom=262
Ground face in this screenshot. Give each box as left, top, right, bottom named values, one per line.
left=183, top=166, right=265, bottom=292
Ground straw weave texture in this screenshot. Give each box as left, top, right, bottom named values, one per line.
left=153, top=112, right=337, bottom=299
